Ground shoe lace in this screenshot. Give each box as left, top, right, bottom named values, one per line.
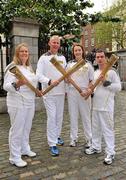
left=52, top=146, right=57, bottom=150
left=107, top=154, right=113, bottom=160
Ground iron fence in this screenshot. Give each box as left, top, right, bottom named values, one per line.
left=118, top=56, right=126, bottom=90
left=38, top=38, right=73, bottom=62
left=0, top=36, right=11, bottom=96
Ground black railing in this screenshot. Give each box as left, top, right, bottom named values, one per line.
left=0, top=36, right=11, bottom=96
left=38, top=38, right=73, bottom=62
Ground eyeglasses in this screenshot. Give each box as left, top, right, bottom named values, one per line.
left=96, top=56, right=105, bottom=59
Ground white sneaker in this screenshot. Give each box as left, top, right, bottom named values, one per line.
left=104, top=154, right=114, bottom=165
left=69, top=140, right=77, bottom=147
left=9, top=159, right=27, bottom=168
left=22, top=150, right=36, bottom=157
left=85, top=140, right=91, bottom=148
left=85, top=147, right=101, bottom=155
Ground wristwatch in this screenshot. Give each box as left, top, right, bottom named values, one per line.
left=11, top=82, right=19, bottom=91
left=103, top=80, right=112, bottom=87
left=48, top=79, right=51, bottom=86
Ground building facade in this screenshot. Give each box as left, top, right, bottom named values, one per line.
left=81, top=24, right=112, bottom=54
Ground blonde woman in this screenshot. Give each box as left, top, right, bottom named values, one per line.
left=3, top=43, right=42, bottom=167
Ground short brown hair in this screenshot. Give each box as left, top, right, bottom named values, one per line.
left=95, top=49, right=107, bottom=57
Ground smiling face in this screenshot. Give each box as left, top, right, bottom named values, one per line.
left=14, top=43, right=30, bottom=66
left=48, top=36, right=60, bottom=54
left=73, top=45, right=83, bottom=61
left=18, top=46, right=29, bottom=65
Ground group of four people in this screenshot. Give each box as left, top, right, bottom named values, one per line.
left=3, top=35, right=121, bottom=168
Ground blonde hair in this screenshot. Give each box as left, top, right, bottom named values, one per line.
left=13, top=43, right=30, bottom=66
left=49, top=35, right=61, bottom=41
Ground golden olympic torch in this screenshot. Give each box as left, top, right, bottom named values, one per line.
left=85, top=54, right=119, bottom=100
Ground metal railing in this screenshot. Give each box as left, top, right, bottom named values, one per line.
left=118, top=56, right=126, bottom=90
left=38, top=38, right=73, bottom=62
left=0, top=36, right=11, bottom=96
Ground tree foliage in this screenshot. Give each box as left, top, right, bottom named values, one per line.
left=94, top=0, right=126, bottom=50
left=109, top=0, right=126, bottom=49
left=0, top=0, right=121, bottom=40
left=94, top=22, right=113, bottom=50
left=0, top=0, right=92, bottom=37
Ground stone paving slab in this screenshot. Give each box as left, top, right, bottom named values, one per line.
left=0, top=91, right=126, bottom=180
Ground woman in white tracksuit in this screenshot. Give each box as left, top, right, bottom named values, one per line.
left=66, top=44, right=94, bottom=147
left=3, top=43, right=42, bottom=167
left=85, top=49, right=121, bottom=165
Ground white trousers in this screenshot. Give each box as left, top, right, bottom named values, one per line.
left=43, top=95, right=65, bottom=147
left=67, top=89, right=92, bottom=142
left=92, top=110, right=115, bottom=155
left=8, top=105, right=35, bottom=161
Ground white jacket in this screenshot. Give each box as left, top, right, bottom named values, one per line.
left=3, top=65, right=38, bottom=108
left=36, top=52, right=66, bottom=96
left=66, top=60, right=94, bottom=91
left=92, top=69, right=121, bottom=112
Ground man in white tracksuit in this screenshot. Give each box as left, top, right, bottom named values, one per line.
left=85, top=49, right=121, bottom=165
left=66, top=44, right=94, bottom=147
left=36, top=35, right=66, bottom=156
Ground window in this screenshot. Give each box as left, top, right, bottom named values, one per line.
left=91, top=28, right=94, bottom=34
left=85, top=39, right=88, bottom=47
left=85, top=30, right=88, bottom=36
left=91, top=38, right=95, bottom=46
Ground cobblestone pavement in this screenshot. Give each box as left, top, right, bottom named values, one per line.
left=0, top=91, right=126, bottom=180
